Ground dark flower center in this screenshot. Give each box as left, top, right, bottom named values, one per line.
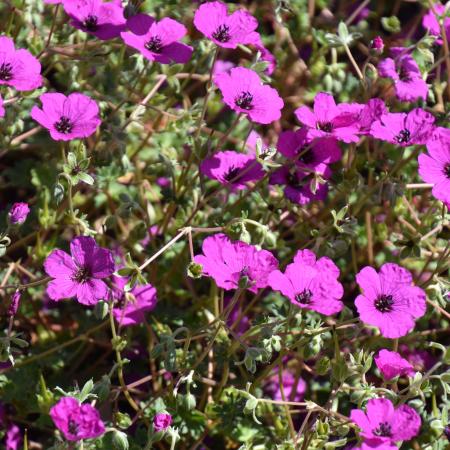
left=0, top=62, right=13, bottom=81
left=223, top=166, right=241, bottom=182
left=286, top=171, right=300, bottom=187
left=317, top=122, right=333, bottom=133
left=54, top=116, right=74, bottom=134
left=68, top=419, right=79, bottom=436
left=373, top=422, right=392, bottom=437
left=212, top=24, right=231, bottom=43
left=235, top=91, right=254, bottom=110
left=444, top=163, right=450, bottom=179
left=295, top=289, right=313, bottom=304
left=374, top=294, right=394, bottom=313
left=298, top=148, right=315, bottom=164
left=144, top=36, right=163, bottom=53
left=84, top=14, right=99, bottom=31
left=398, top=65, right=411, bottom=82
left=72, top=266, right=92, bottom=283
left=395, top=129, right=410, bottom=144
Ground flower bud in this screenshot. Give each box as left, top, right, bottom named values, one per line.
left=8, top=290, right=21, bottom=317
left=8, top=203, right=30, bottom=226
left=153, top=413, right=172, bottom=432
left=370, top=36, right=384, bottom=54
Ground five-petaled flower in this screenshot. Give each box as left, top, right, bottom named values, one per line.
left=194, top=1, right=259, bottom=48
left=214, top=67, right=284, bottom=124
left=355, top=263, right=426, bottom=338
left=194, top=233, right=278, bottom=293
left=121, top=15, right=193, bottom=64
left=350, top=398, right=421, bottom=446
left=44, top=236, right=115, bottom=305
left=0, top=36, right=42, bottom=91
left=50, top=397, right=105, bottom=441
left=200, top=150, right=265, bottom=190
left=268, top=249, right=344, bottom=315
left=31, top=93, right=101, bottom=141
left=63, top=0, right=126, bottom=40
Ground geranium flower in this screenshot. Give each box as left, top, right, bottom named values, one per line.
left=418, top=128, right=450, bottom=206
left=269, top=166, right=329, bottom=205
left=422, top=3, right=450, bottom=44
left=200, top=150, right=265, bottom=190
left=294, top=92, right=360, bottom=143
left=44, top=236, right=115, bottom=305
left=50, top=397, right=105, bottom=441
left=268, top=249, right=344, bottom=315
left=212, top=60, right=235, bottom=77
left=214, top=67, right=284, bottom=124
left=5, top=424, right=21, bottom=450
left=194, top=1, right=259, bottom=49
left=0, top=36, right=42, bottom=91
left=112, top=276, right=157, bottom=327
left=194, top=233, right=278, bottom=293
left=153, top=413, right=172, bottom=432
left=399, top=345, right=436, bottom=371
left=378, top=48, right=428, bottom=102
left=374, top=349, right=416, bottom=380
left=31, top=93, right=101, bottom=141
left=340, top=98, right=387, bottom=135
left=63, top=0, right=126, bottom=40
left=370, top=108, right=435, bottom=147
left=7, top=202, right=30, bottom=225
left=350, top=398, right=421, bottom=445
left=277, top=129, right=341, bottom=173
left=121, top=15, right=193, bottom=64
left=0, top=95, right=4, bottom=118
left=355, top=263, right=426, bottom=338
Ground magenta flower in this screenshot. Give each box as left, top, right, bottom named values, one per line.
left=194, top=233, right=278, bottom=293
left=31, top=93, right=101, bottom=141
left=294, top=92, right=360, bottom=143
left=50, top=397, right=105, bottom=441
left=378, top=49, right=428, bottom=102
left=44, top=236, right=115, bottom=306
left=350, top=398, right=421, bottom=445
left=121, top=15, right=192, bottom=64
left=0, top=36, right=42, bottom=91
left=370, top=36, right=384, bottom=53
left=268, top=249, right=344, bottom=315
left=370, top=108, right=435, bottom=147
left=63, top=0, right=126, bottom=40
left=193, top=1, right=259, bottom=49
left=340, top=98, right=387, bottom=135
left=5, top=424, right=21, bottom=450
left=418, top=130, right=450, bottom=206
left=112, top=276, right=157, bottom=327
left=153, top=413, right=172, bottom=432
left=0, top=95, right=4, bottom=118
left=355, top=263, right=426, bottom=338
left=399, top=345, right=435, bottom=371
left=213, top=60, right=235, bottom=77
left=266, top=370, right=306, bottom=402
left=7, top=202, right=30, bottom=225
left=269, top=166, right=329, bottom=205
left=200, top=150, right=264, bottom=190
left=7, top=291, right=21, bottom=317
left=277, top=129, right=341, bottom=173
left=354, top=442, right=398, bottom=450
left=250, top=33, right=276, bottom=75
left=422, top=4, right=449, bottom=44
left=214, top=67, right=284, bottom=124
left=374, top=349, right=416, bottom=380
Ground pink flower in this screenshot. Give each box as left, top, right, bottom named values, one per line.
left=193, top=1, right=259, bottom=49
left=8, top=202, right=30, bottom=225
left=0, top=36, right=42, bottom=91
left=350, top=398, right=421, bottom=445
left=212, top=60, right=235, bottom=77
left=153, top=413, right=172, bottom=432
left=418, top=128, right=450, bottom=206
left=5, top=424, right=21, bottom=450
left=422, top=3, right=450, bottom=44
left=121, top=15, right=192, bottom=64
left=277, top=129, right=341, bottom=173
left=370, top=36, right=384, bottom=53
left=31, top=93, right=101, bottom=141
left=266, top=369, right=306, bottom=402
left=374, top=349, right=416, bottom=380
left=112, top=276, right=157, bottom=326
left=63, top=0, right=126, bottom=40
left=355, top=263, right=426, bottom=338
left=44, top=236, right=115, bottom=306
left=194, top=233, right=278, bottom=293
left=200, top=150, right=265, bottom=190
left=399, top=345, right=435, bottom=371
left=250, top=33, right=276, bottom=75
left=370, top=108, right=435, bottom=147
left=340, top=98, right=387, bottom=135
left=214, top=67, right=284, bottom=124
left=268, top=249, right=344, bottom=315
left=269, top=166, right=329, bottom=205
left=50, top=397, right=105, bottom=441
left=294, top=92, right=360, bottom=143
left=378, top=49, right=428, bottom=102
left=0, top=95, right=4, bottom=118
